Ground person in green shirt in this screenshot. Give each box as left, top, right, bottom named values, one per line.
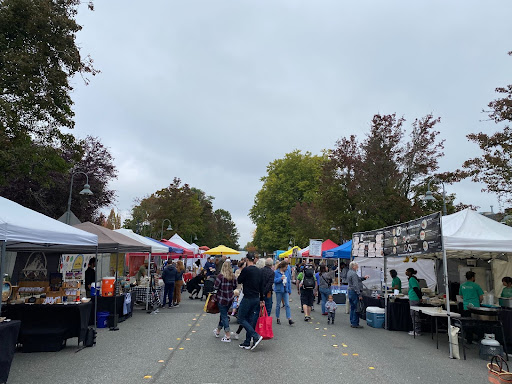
left=459, top=271, right=484, bottom=310
left=406, top=268, right=422, bottom=336
left=390, top=269, right=401, bottom=292
left=501, top=276, right=512, bottom=298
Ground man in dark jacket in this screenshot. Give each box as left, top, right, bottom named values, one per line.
left=162, top=262, right=178, bottom=308
left=261, top=258, right=275, bottom=316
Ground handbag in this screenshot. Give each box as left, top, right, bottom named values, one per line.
left=356, top=300, right=366, bottom=320
left=204, top=293, right=219, bottom=314
left=488, top=355, right=512, bottom=384
left=256, top=305, right=274, bottom=340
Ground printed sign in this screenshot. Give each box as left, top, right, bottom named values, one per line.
left=309, top=239, right=323, bottom=257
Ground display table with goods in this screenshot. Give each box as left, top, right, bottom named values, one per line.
left=0, top=319, right=21, bottom=383
left=89, top=293, right=134, bottom=327
left=1, top=301, right=92, bottom=352
left=410, top=306, right=461, bottom=351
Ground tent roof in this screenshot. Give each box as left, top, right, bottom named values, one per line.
left=146, top=237, right=184, bottom=253
left=0, top=196, right=98, bottom=252
left=301, top=239, right=338, bottom=257
left=279, top=246, right=301, bottom=258
left=159, top=239, right=193, bottom=256
left=322, top=240, right=352, bottom=259
left=204, top=245, right=240, bottom=255
left=113, top=229, right=169, bottom=253
left=74, top=222, right=151, bottom=253
left=442, top=208, right=512, bottom=258
left=169, top=233, right=198, bottom=254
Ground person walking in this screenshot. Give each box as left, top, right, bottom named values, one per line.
left=162, top=261, right=178, bottom=308
left=406, top=268, right=423, bottom=336
left=260, top=258, right=275, bottom=316
left=213, top=261, right=238, bottom=342
left=326, top=295, right=337, bottom=324
left=173, top=260, right=185, bottom=307
left=274, top=261, right=294, bottom=325
left=299, top=262, right=316, bottom=321
left=187, top=269, right=205, bottom=299
left=318, top=265, right=335, bottom=315
left=346, top=261, right=369, bottom=328
left=237, top=253, right=264, bottom=350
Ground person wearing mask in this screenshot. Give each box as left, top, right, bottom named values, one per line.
left=318, top=265, right=335, bottom=316
left=390, top=269, right=402, bottom=292
left=136, top=260, right=148, bottom=284
left=204, top=257, right=216, bottom=277
left=406, top=268, right=423, bottom=336
left=260, top=258, right=275, bottom=316
left=173, top=260, right=185, bottom=307
left=459, top=271, right=484, bottom=311
left=213, top=261, right=238, bottom=342
left=501, top=277, right=512, bottom=298
left=162, top=261, right=178, bottom=308
left=274, top=261, right=294, bottom=325
left=236, top=253, right=264, bottom=351
left=346, top=261, right=369, bottom=328
left=85, top=257, right=96, bottom=298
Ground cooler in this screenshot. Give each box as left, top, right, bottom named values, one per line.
left=102, top=277, right=115, bottom=297
left=366, top=306, right=385, bottom=328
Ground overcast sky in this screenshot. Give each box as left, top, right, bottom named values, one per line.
left=70, top=1, right=512, bottom=247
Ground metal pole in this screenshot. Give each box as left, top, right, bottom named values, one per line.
left=146, top=252, right=152, bottom=312
left=384, top=255, right=388, bottom=330
left=0, top=241, right=6, bottom=314
left=441, top=183, right=447, bottom=216
left=110, top=251, right=119, bottom=331
left=94, top=247, right=98, bottom=329
left=66, top=173, right=75, bottom=225
left=439, top=214, right=453, bottom=358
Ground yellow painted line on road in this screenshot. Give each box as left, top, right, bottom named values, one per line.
left=315, top=327, right=320, bottom=330
left=144, top=375, right=152, bottom=379
left=168, top=347, right=174, bottom=350
left=352, top=353, right=359, bottom=356
left=342, top=344, right=347, bottom=347
left=176, top=338, right=181, bottom=340
left=333, top=345, right=338, bottom=347
left=342, top=353, right=348, bottom=356
left=369, top=367, right=375, bottom=370
left=179, top=347, right=184, bottom=350
left=158, top=360, right=164, bottom=363
left=322, top=334, right=327, bottom=337
left=186, top=338, right=191, bottom=341
left=332, top=335, right=336, bottom=337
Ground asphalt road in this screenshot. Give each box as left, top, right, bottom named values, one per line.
left=7, top=290, right=493, bottom=384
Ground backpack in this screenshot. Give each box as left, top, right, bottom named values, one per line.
left=302, top=268, right=315, bottom=289
left=84, top=326, right=96, bottom=347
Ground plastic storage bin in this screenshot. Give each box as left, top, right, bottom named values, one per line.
left=97, top=311, right=110, bottom=328
left=366, top=306, right=385, bottom=328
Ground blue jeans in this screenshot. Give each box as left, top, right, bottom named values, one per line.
left=237, top=297, right=260, bottom=345
left=348, top=290, right=359, bottom=326
left=275, top=291, right=291, bottom=319
left=218, top=304, right=230, bottom=332
left=163, top=282, right=175, bottom=307
left=263, top=295, right=273, bottom=317
left=319, top=287, right=331, bottom=314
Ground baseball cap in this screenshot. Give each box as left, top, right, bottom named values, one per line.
left=246, top=253, right=255, bottom=261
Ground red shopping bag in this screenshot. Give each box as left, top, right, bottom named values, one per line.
left=256, top=305, right=273, bottom=340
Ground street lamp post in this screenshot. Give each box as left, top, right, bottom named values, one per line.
left=160, top=219, right=173, bottom=240
left=289, top=237, right=295, bottom=249
left=65, top=171, right=93, bottom=225
left=423, top=177, right=447, bottom=216
left=330, top=226, right=343, bottom=244
left=190, top=233, right=198, bottom=244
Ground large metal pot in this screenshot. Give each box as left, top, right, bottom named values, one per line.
left=469, top=306, right=500, bottom=321
left=499, top=297, right=512, bottom=308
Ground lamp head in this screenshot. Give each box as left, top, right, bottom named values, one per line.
left=166, top=224, right=173, bottom=231
left=79, top=184, right=93, bottom=196
left=423, top=190, right=436, bottom=202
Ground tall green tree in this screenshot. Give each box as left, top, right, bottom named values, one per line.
left=213, top=209, right=240, bottom=249
left=249, top=150, right=326, bottom=253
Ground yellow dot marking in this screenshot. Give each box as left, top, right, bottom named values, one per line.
left=369, top=367, right=375, bottom=370
left=179, top=347, right=184, bottom=350
left=342, top=353, right=348, bottom=356
left=158, top=360, right=164, bottom=363
left=192, top=318, right=197, bottom=320
left=332, top=335, right=336, bottom=337
left=188, top=324, right=192, bottom=326
left=176, top=338, right=181, bottom=340
left=191, top=331, right=196, bottom=333
left=323, top=328, right=327, bottom=330
left=196, top=324, right=200, bottom=326
left=322, top=334, right=327, bottom=337
left=333, top=344, right=338, bottom=347
left=342, top=344, right=348, bottom=347
left=315, top=327, right=320, bottom=330
left=309, top=321, right=313, bottom=323
left=168, top=348, right=174, bottom=350
left=144, top=376, right=152, bottom=379
left=186, top=338, right=190, bottom=341
left=316, top=322, right=320, bottom=324
left=353, top=353, right=359, bottom=356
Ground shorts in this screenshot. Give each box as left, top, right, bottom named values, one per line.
left=300, top=289, right=314, bottom=307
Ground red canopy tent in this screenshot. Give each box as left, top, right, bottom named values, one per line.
left=301, top=239, right=338, bottom=258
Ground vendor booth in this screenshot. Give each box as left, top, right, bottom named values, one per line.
left=0, top=196, right=98, bottom=379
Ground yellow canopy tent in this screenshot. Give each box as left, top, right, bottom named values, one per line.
left=279, top=246, right=301, bottom=258
left=204, top=245, right=240, bottom=255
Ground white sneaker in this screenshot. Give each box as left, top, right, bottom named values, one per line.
left=213, top=329, right=220, bottom=338
left=408, top=331, right=421, bottom=336
left=231, top=331, right=239, bottom=340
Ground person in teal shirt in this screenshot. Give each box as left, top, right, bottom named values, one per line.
left=406, top=268, right=422, bottom=336
left=390, top=269, right=401, bottom=292
left=501, top=277, right=512, bottom=298
left=459, top=271, right=484, bottom=310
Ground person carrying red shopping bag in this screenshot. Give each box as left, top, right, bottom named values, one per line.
left=256, top=305, right=273, bottom=340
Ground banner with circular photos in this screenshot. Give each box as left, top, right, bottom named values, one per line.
left=352, top=212, right=443, bottom=258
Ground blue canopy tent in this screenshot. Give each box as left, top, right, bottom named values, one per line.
left=322, top=240, right=352, bottom=259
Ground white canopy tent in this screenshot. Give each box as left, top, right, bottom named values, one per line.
left=114, top=229, right=169, bottom=253
left=0, top=196, right=98, bottom=312
left=169, top=233, right=198, bottom=254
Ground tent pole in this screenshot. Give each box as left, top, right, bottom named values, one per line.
left=0, top=241, right=6, bottom=314
left=94, top=247, right=98, bottom=330
left=439, top=214, right=453, bottom=358
left=146, top=252, right=152, bottom=312
left=110, top=251, right=119, bottom=331
left=384, top=256, right=388, bottom=330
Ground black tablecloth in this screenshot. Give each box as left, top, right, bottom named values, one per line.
left=2, top=302, right=92, bottom=344
left=362, top=296, right=384, bottom=309
left=387, top=299, right=413, bottom=331
left=89, top=294, right=134, bottom=326
left=0, top=320, right=21, bottom=383
left=500, top=308, right=512, bottom=348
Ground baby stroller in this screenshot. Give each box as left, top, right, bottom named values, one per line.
left=201, top=278, right=215, bottom=301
